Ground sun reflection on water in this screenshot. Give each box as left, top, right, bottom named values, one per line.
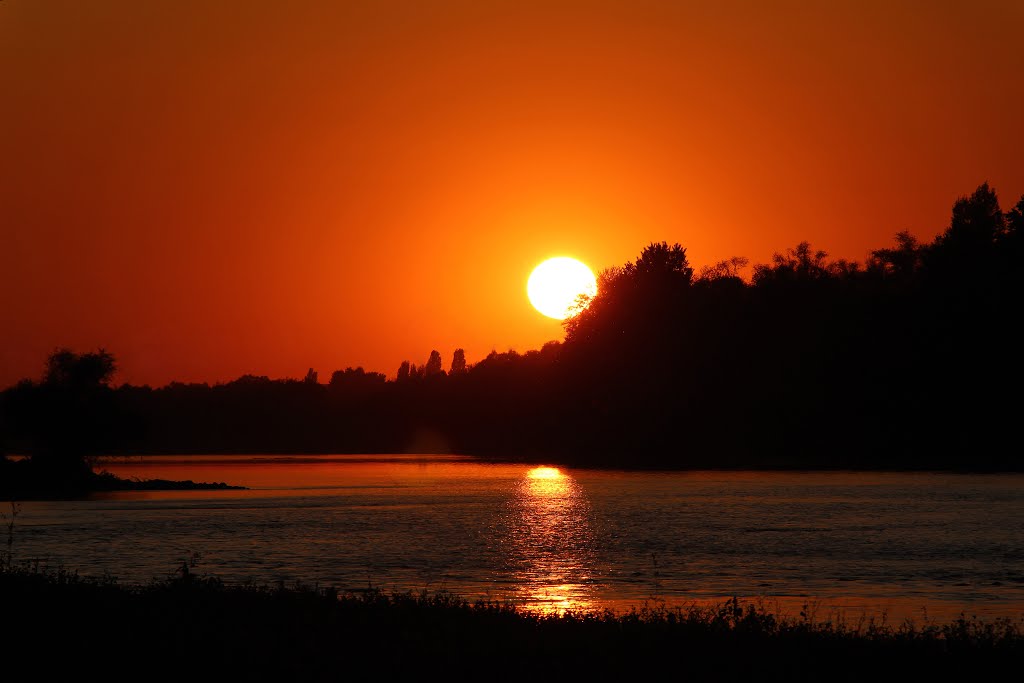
left=505, top=466, right=596, bottom=615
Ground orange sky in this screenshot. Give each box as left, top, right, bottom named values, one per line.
left=2, top=0, right=1023, bottom=387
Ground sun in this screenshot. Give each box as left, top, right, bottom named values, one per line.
left=527, top=257, right=598, bottom=320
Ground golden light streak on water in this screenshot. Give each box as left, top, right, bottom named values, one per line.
left=508, top=466, right=596, bottom=615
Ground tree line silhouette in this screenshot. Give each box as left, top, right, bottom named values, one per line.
left=2, top=183, right=1021, bottom=476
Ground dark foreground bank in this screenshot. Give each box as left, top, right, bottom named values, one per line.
left=1, top=566, right=1020, bottom=683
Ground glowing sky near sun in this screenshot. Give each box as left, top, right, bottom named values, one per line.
left=1, top=1, right=1022, bottom=386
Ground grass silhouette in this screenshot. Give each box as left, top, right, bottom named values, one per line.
left=1, top=561, right=1020, bottom=682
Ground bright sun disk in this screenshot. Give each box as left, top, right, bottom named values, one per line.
left=527, top=257, right=597, bottom=320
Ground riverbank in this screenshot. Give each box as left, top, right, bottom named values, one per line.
left=0, top=564, right=1020, bottom=682
left=0, top=456, right=244, bottom=500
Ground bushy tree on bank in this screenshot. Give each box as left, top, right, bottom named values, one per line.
left=2, top=184, right=1021, bottom=472
left=0, top=349, right=130, bottom=495
left=8, top=349, right=118, bottom=467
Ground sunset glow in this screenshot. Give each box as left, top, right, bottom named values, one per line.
left=2, top=2, right=1021, bottom=386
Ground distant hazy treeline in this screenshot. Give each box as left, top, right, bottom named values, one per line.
left=2, top=183, right=1022, bottom=470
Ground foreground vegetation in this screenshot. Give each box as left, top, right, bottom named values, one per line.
left=1, top=562, right=1021, bottom=682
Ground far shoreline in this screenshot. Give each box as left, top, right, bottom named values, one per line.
left=88, top=450, right=1024, bottom=474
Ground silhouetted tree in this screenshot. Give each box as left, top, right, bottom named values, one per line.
left=1006, top=196, right=1024, bottom=238
left=1002, top=195, right=1024, bottom=265
left=696, top=256, right=749, bottom=283
left=870, top=231, right=922, bottom=278
left=450, top=349, right=467, bottom=375
left=752, top=242, right=832, bottom=285
left=2, top=349, right=124, bottom=491
left=944, top=182, right=1004, bottom=246
left=44, top=348, right=117, bottom=389
left=625, top=241, right=694, bottom=284
left=396, top=361, right=411, bottom=383
left=564, top=242, right=694, bottom=347
left=425, top=350, right=444, bottom=378
left=304, top=368, right=318, bottom=384
left=328, top=368, right=386, bottom=399
left=927, top=183, right=1006, bottom=281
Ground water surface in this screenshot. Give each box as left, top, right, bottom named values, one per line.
left=8, top=455, right=1023, bottom=621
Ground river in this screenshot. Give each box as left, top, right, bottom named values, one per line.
left=7, top=455, right=1023, bottom=621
